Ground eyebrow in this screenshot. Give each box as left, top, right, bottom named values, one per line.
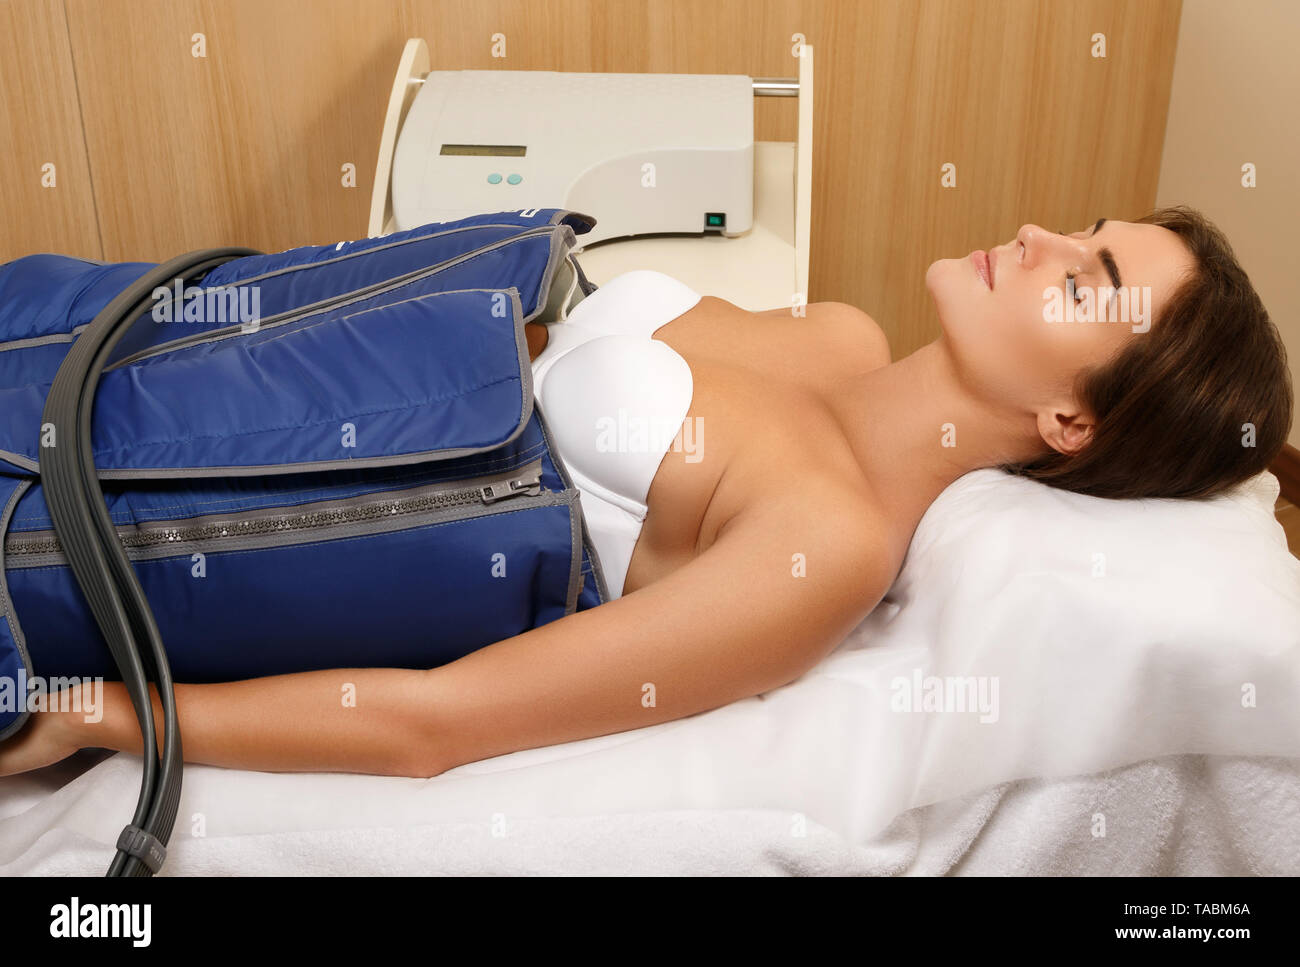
left=1090, top=218, right=1123, bottom=291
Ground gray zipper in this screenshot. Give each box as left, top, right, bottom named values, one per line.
left=108, top=224, right=560, bottom=370
left=4, top=459, right=546, bottom=565
left=0, top=478, right=35, bottom=743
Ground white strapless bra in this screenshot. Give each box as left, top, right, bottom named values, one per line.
left=530, top=269, right=702, bottom=600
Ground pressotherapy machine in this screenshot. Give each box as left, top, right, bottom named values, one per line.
left=368, top=41, right=815, bottom=309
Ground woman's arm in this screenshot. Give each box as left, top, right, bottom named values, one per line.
left=43, top=488, right=892, bottom=778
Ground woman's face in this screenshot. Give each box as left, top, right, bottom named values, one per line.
left=925, top=219, right=1194, bottom=452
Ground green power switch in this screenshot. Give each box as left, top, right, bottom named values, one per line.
left=705, top=212, right=725, bottom=229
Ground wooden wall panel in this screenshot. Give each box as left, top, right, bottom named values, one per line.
left=816, top=0, right=1181, bottom=354
left=64, top=0, right=403, bottom=259
left=12, top=0, right=1181, bottom=359
left=0, top=0, right=101, bottom=260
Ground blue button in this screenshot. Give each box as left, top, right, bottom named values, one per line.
left=506, top=173, right=522, bottom=185
left=487, top=173, right=502, bottom=184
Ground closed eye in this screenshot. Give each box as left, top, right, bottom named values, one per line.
left=1060, top=218, right=1110, bottom=304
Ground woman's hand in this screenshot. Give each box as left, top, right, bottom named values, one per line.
left=0, top=705, right=81, bottom=777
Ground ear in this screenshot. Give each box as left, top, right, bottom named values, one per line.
left=1036, top=406, right=1095, bottom=456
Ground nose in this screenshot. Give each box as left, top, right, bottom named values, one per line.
left=1016, top=223, right=1085, bottom=267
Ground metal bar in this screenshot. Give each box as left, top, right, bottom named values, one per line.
left=410, top=74, right=797, bottom=94
left=752, top=77, right=799, bottom=96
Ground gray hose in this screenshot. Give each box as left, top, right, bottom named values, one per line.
left=39, top=248, right=259, bottom=876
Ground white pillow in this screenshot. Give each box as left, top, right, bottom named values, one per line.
left=840, top=468, right=1300, bottom=806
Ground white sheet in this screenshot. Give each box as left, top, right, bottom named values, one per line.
left=4, top=750, right=1296, bottom=875
left=2, top=468, right=1296, bottom=874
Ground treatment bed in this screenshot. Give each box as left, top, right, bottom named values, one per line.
left=4, top=464, right=1297, bottom=875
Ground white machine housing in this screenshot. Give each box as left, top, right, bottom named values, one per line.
left=390, top=70, right=754, bottom=247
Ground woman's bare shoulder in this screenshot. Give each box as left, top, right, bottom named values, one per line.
left=714, top=470, right=901, bottom=608
left=748, top=299, right=891, bottom=371
left=813, top=302, right=891, bottom=369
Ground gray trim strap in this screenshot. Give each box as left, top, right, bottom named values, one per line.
left=532, top=399, right=609, bottom=606
left=0, top=324, right=89, bottom=354
left=564, top=487, right=583, bottom=615
left=570, top=252, right=599, bottom=297
left=0, top=451, right=38, bottom=475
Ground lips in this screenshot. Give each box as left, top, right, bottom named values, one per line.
left=970, top=250, right=992, bottom=290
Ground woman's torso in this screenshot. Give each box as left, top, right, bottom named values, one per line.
left=526, top=288, right=904, bottom=597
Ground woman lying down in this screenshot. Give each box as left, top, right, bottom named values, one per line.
left=1, top=206, right=1291, bottom=779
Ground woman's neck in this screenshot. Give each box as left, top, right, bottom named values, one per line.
left=831, top=337, right=1049, bottom=546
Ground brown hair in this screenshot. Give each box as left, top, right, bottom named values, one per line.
left=1000, top=205, right=1293, bottom=500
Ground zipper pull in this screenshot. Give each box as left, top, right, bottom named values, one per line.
left=480, top=469, right=543, bottom=503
